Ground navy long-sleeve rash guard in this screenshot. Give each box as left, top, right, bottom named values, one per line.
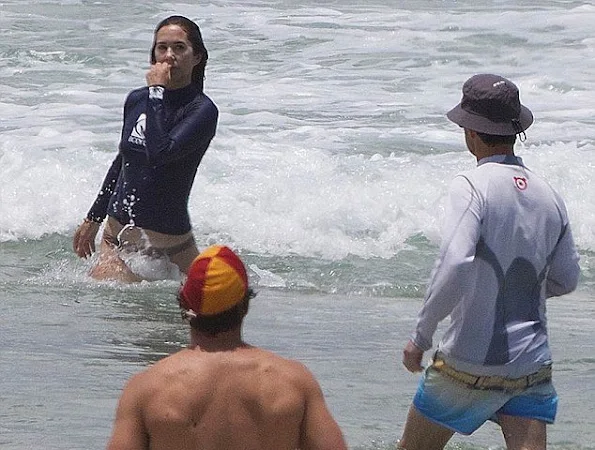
left=86, top=84, right=218, bottom=235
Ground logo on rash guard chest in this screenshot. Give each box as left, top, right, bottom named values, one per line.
left=514, top=176, right=527, bottom=190
left=128, top=113, right=146, bottom=147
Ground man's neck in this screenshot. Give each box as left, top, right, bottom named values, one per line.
left=474, top=144, right=514, bottom=162
left=189, top=327, right=247, bottom=352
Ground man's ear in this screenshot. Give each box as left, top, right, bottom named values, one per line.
left=465, top=128, right=477, bottom=138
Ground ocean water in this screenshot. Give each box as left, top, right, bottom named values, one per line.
left=1, top=0, right=594, bottom=449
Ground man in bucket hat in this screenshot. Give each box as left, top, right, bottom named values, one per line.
left=107, top=245, right=347, bottom=450
left=398, top=74, right=580, bottom=450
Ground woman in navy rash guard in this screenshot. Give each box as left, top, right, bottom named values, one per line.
left=73, top=16, right=218, bottom=282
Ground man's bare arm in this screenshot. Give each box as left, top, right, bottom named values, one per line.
left=299, top=366, right=348, bottom=450
left=106, top=374, right=150, bottom=450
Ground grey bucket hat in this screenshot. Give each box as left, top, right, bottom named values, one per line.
left=447, top=74, right=533, bottom=136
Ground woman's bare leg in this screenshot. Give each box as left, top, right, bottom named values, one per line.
left=89, top=238, right=143, bottom=283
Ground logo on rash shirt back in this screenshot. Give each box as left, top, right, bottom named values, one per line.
left=128, top=113, right=146, bottom=147
left=514, top=176, right=527, bottom=190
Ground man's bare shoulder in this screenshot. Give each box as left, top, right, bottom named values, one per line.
left=124, top=345, right=321, bottom=410
left=243, top=346, right=318, bottom=381
left=120, top=349, right=197, bottom=394
left=136, top=344, right=307, bottom=373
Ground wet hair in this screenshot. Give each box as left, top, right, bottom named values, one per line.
left=179, top=288, right=256, bottom=335
left=151, top=15, right=209, bottom=91
left=476, top=132, right=516, bottom=146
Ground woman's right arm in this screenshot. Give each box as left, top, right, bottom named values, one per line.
left=73, top=153, right=122, bottom=258
left=86, top=153, right=122, bottom=223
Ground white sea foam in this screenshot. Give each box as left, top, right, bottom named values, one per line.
left=1, top=0, right=593, bottom=261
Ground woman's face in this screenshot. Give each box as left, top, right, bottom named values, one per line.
left=153, top=24, right=201, bottom=88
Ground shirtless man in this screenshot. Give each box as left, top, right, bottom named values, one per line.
left=106, top=245, right=348, bottom=450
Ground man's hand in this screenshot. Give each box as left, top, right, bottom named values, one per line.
left=402, top=340, right=425, bottom=373
left=73, top=220, right=100, bottom=258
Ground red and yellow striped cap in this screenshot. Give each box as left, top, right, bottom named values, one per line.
left=180, top=245, right=248, bottom=316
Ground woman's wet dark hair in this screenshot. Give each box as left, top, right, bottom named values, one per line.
left=151, top=15, right=208, bottom=91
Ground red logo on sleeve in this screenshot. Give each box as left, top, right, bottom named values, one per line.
left=514, top=176, right=527, bottom=190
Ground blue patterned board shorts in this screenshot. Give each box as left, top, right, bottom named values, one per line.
left=413, top=367, right=558, bottom=435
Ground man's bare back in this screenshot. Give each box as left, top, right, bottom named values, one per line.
left=107, top=344, right=347, bottom=450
